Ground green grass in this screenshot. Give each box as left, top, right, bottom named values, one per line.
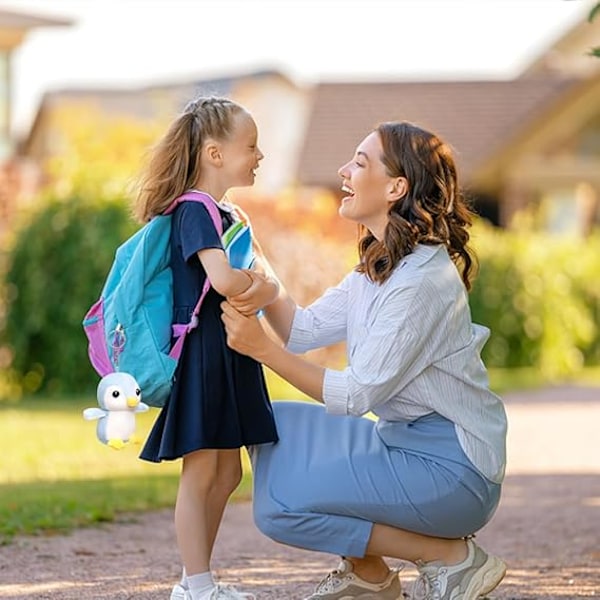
left=0, top=371, right=306, bottom=544
left=1, top=368, right=598, bottom=544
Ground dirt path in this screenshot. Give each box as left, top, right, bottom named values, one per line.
left=1, top=386, right=599, bottom=599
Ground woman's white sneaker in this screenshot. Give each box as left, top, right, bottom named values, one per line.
left=304, top=558, right=402, bottom=599
left=411, top=539, right=506, bottom=600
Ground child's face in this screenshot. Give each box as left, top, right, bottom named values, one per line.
left=220, top=112, right=264, bottom=188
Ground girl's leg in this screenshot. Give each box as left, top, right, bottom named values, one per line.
left=175, top=449, right=219, bottom=575
left=206, top=449, right=242, bottom=553
left=175, top=449, right=243, bottom=598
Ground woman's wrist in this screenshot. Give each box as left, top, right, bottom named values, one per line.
left=266, top=278, right=280, bottom=304
left=254, top=334, right=281, bottom=365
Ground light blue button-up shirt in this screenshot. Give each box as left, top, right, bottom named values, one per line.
left=287, top=243, right=507, bottom=484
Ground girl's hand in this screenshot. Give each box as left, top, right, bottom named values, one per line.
left=221, top=301, right=271, bottom=360
left=227, top=270, right=279, bottom=316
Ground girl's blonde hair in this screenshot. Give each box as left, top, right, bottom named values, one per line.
left=134, top=96, right=247, bottom=222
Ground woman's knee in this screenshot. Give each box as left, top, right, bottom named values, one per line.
left=253, top=499, right=298, bottom=544
left=253, top=502, right=278, bottom=540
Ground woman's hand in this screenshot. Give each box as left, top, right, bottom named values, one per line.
left=227, top=270, right=279, bottom=316
left=222, top=301, right=326, bottom=401
left=221, top=301, right=273, bottom=360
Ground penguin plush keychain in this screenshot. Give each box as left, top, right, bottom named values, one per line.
left=83, top=372, right=149, bottom=449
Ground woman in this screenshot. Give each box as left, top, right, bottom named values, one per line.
left=222, top=121, right=508, bottom=600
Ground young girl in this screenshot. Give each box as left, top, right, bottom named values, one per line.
left=135, top=96, right=279, bottom=600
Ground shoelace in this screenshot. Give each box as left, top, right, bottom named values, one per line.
left=410, top=566, right=446, bottom=600
left=313, top=569, right=346, bottom=594
left=210, top=583, right=256, bottom=600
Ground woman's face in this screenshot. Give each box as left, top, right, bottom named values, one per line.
left=337, top=131, right=402, bottom=239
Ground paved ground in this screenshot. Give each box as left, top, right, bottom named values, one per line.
left=0, top=385, right=599, bottom=599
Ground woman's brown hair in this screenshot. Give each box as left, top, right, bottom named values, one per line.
left=133, top=96, right=247, bottom=222
left=356, top=121, right=476, bottom=290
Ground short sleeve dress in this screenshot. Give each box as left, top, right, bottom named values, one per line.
left=140, top=200, right=279, bottom=462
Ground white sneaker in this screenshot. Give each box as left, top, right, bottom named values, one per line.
left=411, top=538, right=506, bottom=600
left=304, top=558, right=402, bottom=599
left=170, top=583, right=188, bottom=600
left=201, top=583, right=256, bottom=600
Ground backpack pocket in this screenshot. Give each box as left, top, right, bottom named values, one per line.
left=82, top=298, right=114, bottom=377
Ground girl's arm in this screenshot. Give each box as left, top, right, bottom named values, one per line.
left=229, top=268, right=296, bottom=339
left=224, top=205, right=286, bottom=317
left=228, top=235, right=298, bottom=340
left=227, top=266, right=279, bottom=316
left=198, top=248, right=252, bottom=297
left=221, top=301, right=325, bottom=401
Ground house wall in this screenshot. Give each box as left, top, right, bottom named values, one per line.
left=20, top=72, right=309, bottom=202
left=476, top=74, right=600, bottom=234
left=229, top=75, right=310, bottom=196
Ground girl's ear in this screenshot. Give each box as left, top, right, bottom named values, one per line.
left=203, top=141, right=223, bottom=166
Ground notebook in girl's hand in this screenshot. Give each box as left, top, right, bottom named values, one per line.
left=223, top=220, right=255, bottom=270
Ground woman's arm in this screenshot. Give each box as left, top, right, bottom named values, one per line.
left=255, top=270, right=297, bottom=344
left=221, top=301, right=325, bottom=401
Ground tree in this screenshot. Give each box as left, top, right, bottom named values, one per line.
left=590, top=2, right=600, bottom=57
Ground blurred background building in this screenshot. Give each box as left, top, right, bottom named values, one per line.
left=1, top=5, right=599, bottom=236
left=0, top=8, right=71, bottom=232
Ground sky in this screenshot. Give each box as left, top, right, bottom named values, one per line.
left=1, top=0, right=595, bottom=135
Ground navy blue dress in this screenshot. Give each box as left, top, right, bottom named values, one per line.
left=140, top=201, right=278, bottom=462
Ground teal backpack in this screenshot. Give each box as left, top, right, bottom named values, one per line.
left=82, top=191, right=254, bottom=408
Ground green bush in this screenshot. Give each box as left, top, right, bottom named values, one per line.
left=470, top=223, right=600, bottom=380
left=1, top=196, right=137, bottom=396
left=1, top=198, right=599, bottom=399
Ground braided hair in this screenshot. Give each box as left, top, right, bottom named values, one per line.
left=134, top=96, right=247, bottom=222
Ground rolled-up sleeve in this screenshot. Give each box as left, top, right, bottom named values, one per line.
left=287, top=274, right=352, bottom=353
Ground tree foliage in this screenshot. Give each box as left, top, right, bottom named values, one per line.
left=42, top=102, right=167, bottom=199
left=469, top=222, right=600, bottom=380
left=590, top=2, right=600, bottom=57
left=1, top=196, right=136, bottom=396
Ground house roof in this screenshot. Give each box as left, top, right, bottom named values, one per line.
left=21, top=69, right=296, bottom=153
left=0, top=9, right=72, bottom=29
left=296, top=77, right=580, bottom=189
left=522, top=1, right=600, bottom=77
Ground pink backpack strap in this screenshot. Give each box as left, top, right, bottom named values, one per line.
left=166, top=191, right=225, bottom=360
left=163, top=191, right=223, bottom=236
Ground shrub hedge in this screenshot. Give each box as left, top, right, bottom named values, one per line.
left=469, top=222, right=600, bottom=380
left=1, top=195, right=137, bottom=396
left=0, top=197, right=598, bottom=399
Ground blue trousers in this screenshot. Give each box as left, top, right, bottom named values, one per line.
left=250, top=401, right=501, bottom=558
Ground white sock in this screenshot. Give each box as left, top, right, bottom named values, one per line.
left=187, top=571, right=215, bottom=600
